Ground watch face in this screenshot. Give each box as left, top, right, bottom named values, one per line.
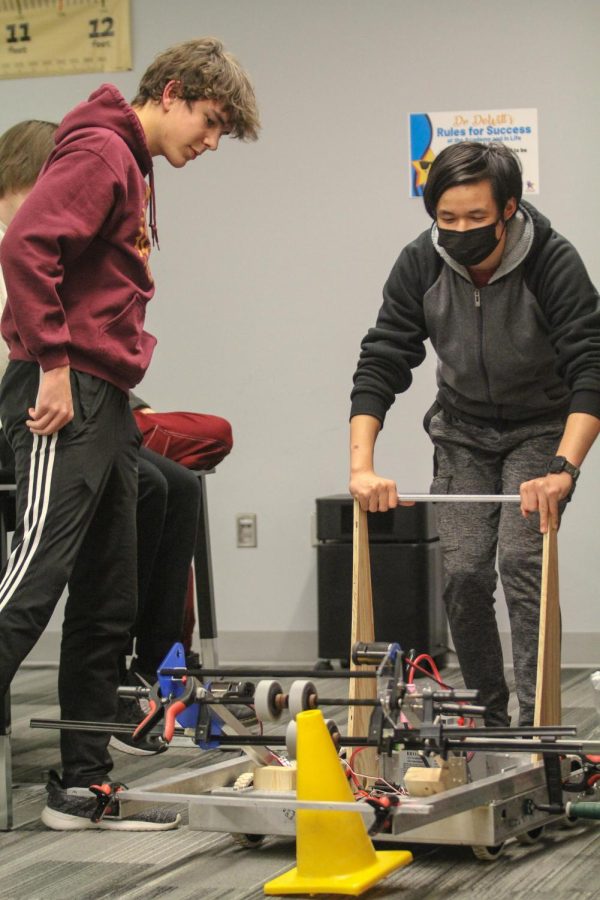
left=548, top=457, right=565, bottom=474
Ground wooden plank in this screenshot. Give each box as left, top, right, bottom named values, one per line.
left=533, top=525, right=561, bottom=727
left=347, top=500, right=378, bottom=779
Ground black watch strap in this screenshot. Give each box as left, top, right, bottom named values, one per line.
left=547, top=455, right=580, bottom=482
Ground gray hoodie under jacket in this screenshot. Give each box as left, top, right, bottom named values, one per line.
left=350, top=201, right=600, bottom=426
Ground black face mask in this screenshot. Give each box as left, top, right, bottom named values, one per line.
left=437, top=220, right=503, bottom=267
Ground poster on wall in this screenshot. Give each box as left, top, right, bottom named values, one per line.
left=409, top=108, right=539, bottom=198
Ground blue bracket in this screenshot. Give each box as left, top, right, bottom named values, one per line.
left=157, top=642, right=224, bottom=749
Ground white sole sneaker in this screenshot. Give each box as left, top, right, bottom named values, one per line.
left=41, top=770, right=180, bottom=831
left=41, top=804, right=181, bottom=831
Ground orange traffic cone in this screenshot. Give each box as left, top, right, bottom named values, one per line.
left=264, top=709, right=412, bottom=896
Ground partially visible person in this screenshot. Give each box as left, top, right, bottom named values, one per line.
left=129, top=392, right=233, bottom=661
left=0, top=121, right=58, bottom=475
left=112, top=395, right=234, bottom=754
left=0, top=120, right=58, bottom=377
left=0, top=37, right=259, bottom=831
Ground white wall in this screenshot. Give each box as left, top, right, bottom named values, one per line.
left=7, top=0, right=600, bottom=664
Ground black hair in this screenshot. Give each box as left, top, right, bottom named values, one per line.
left=423, top=141, right=523, bottom=220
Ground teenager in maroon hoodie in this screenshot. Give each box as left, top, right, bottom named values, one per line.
left=0, top=38, right=259, bottom=831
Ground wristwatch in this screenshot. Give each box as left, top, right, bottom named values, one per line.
left=547, top=455, right=580, bottom=483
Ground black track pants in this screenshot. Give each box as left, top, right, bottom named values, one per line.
left=134, top=447, right=201, bottom=676
left=0, top=362, right=139, bottom=787
left=427, top=406, right=566, bottom=727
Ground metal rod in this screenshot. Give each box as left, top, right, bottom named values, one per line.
left=398, top=493, right=521, bottom=503
left=30, top=718, right=186, bottom=737
left=444, top=737, right=599, bottom=754
left=32, top=718, right=589, bottom=755
left=311, top=698, right=381, bottom=707
left=211, top=734, right=370, bottom=747
left=160, top=668, right=378, bottom=678
left=441, top=726, right=576, bottom=737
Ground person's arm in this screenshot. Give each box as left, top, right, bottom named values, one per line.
left=1, top=150, right=120, bottom=435
left=349, top=238, right=436, bottom=511
left=521, top=230, right=600, bottom=531
left=349, top=414, right=399, bottom=512
left=520, top=411, right=600, bottom=533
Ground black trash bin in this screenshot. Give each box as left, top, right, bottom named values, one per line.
left=315, top=494, right=447, bottom=667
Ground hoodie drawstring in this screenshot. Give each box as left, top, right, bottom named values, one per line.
left=148, top=170, right=159, bottom=250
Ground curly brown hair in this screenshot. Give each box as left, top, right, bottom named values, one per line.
left=131, top=37, right=260, bottom=141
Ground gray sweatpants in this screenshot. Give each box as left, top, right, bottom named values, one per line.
left=427, top=406, right=566, bottom=726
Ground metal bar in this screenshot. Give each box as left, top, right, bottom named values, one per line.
left=444, top=737, right=600, bottom=754
left=118, top=788, right=430, bottom=818
left=31, top=718, right=590, bottom=755
left=30, top=718, right=182, bottom=736
left=441, top=726, right=576, bottom=737
left=161, top=668, right=377, bottom=678
left=398, top=493, right=521, bottom=503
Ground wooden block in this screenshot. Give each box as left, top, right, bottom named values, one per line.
left=404, top=767, right=447, bottom=797
left=404, top=756, right=468, bottom=797
left=253, top=765, right=297, bottom=792
left=533, top=524, right=561, bottom=728
left=347, top=500, right=378, bottom=779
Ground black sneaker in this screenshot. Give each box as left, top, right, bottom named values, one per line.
left=109, top=696, right=168, bottom=757
left=185, top=650, right=201, bottom=671
left=41, top=770, right=180, bottom=831
left=228, top=704, right=258, bottom=726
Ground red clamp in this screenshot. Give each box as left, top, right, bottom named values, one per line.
left=132, top=676, right=199, bottom=746
left=89, top=782, right=124, bottom=823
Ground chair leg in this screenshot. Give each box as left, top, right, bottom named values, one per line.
left=0, top=689, right=13, bottom=831
left=193, top=472, right=219, bottom=667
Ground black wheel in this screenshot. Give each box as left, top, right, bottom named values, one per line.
left=516, top=825, right=545, bottom=844
left=231, top=832, right=266, bottom=848
left=472, top=842, right=505, bottom=861
left=314, top=659, right=334, bottom=671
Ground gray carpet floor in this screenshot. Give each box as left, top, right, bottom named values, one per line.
left=1, top=665, right=599, bottom=900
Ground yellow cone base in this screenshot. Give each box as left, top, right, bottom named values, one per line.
left=264, top=849, right=412, bottom=896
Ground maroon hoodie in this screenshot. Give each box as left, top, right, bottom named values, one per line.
left=0, top=83, right=157, bottom=392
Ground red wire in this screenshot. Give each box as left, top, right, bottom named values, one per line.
left=406, top=654, right=449, bottom=688
left=349, top=745, right=367, bottom=770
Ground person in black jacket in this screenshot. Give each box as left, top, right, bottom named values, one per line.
left=350, top=141, right=600, bottom=726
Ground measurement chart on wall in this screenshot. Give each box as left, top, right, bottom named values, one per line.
left=0, top=0, right=131, bottom=79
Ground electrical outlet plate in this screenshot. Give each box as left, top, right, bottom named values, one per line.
left=236, top=513, right=257, bottom=548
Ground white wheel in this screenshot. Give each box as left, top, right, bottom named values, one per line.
left=288, top=680, right=317, bottom=719
left=253, top=679, right=283, bottom=722
left=285, top=719, right=298, bottom=760
left=472, top=842, right=505, bottom=861
left=516, top=825, right=545, bottom=844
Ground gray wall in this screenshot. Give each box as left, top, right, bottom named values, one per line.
left=7, top=0, right=599, bottom=665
